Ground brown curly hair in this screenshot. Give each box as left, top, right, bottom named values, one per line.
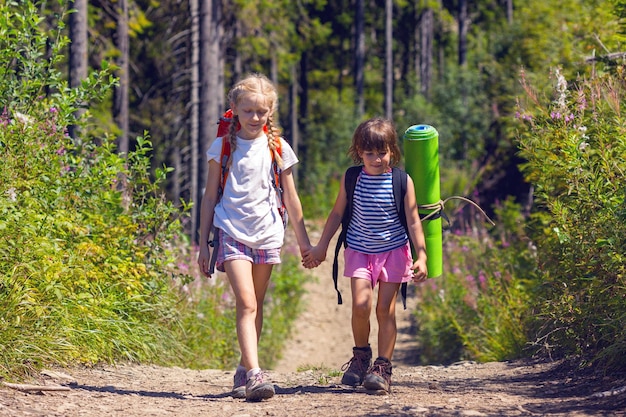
left=348, top=117, right=402, bottom=166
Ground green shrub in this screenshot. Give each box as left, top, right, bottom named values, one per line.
left=175, top=271, right=239, bottom=370
left=516, top=67, right=626, bottom=370
left=0, top=107, right=190, bottom=374
left=414, top=198, right=539, bottom=364
left=0, top=1, right=208, bottom=378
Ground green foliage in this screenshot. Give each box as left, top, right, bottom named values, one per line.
left=0, top=2, right=114, bottom=128
left=414, top=199, right=539, bottom=364
left=175, top=274, right=239, bottom=370
left=228, top=0, right=331, bottom=80
left=0, top=111, right=190, bottom=376
left=516, top=66, right=626, bottom=370
left=395, top=93, right=442, bottom=140
left=429, top=68, right=494, bottom=164
left=0, top=1, right=66, bottom=109
left=300, top=87, right=357, bottom=219
left=0, top=0, right=308, bottom=380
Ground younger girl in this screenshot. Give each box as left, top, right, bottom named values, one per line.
left=197, top=73, right=316, bottom=401
left=306, top=117, right=428, bottom=395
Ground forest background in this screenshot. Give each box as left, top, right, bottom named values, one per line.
left=1, top=0, right=625, bottom=382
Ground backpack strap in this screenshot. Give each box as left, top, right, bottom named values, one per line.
left=219, top=138, right=231, bottom=196
left=392, top=167, right=407, bottom=231
left=217, top=109, right=234, bottom=137
left=392, top=167, right=410, bottom=310
left=332, top=166, right=362, bottom=305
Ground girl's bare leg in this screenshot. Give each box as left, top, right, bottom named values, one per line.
left=225, top=260, right=273, bottom=370
left=375, top=282, right=401, bottom=360
left=350, top=278, right=373, bottom=347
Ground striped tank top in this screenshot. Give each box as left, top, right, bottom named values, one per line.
left=346, top=169, right=408, bottom=254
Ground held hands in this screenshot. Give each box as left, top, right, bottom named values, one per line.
left=301, top=245, right=324, bottom=269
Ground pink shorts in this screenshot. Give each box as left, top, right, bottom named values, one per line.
left=344, top=242, right=413, bottom=287
left=215, top=229, right=281, bottom=272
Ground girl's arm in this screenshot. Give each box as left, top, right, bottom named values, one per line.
left=404, top=175, right=428, bottom=282
left=280, top=167, right=315, bottom=262
left=197, top=159, right=221, bottom=278
left=309, top=172, right=348, bottom=263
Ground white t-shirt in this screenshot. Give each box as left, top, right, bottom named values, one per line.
left=207, top=134, right=298, bottom=249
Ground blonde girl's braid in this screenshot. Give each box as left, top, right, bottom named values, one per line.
left=226, top=113, right=238, bottom=169
left=266, top=114, right=284, bottom=169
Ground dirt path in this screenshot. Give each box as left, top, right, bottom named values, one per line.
left=1, top=230, right=625, bottom=416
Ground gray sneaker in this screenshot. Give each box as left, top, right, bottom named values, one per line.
left=340, top=346, right=372, bottom=386
left=231, top=367, right=246, bottom=399
left=245, top=371, right=275, bottom=401
left=363, top=357, right=392, bottom=394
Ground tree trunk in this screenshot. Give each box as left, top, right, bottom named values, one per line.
left=299, top=52, right=308, bottom=126
left=271, top=53, right=278, bottom=86
left=355, top=0, right=365, bottom=118
left=437, top=0, right=444, bottom=84
left=189, top=0, right=200, bottom=243
left=233, top=19, right=242, bottom=82
left=218, top=25, right=225, bottom=113
left=458, top=0, right=468, bottom=67
left=290, top=64, right=299, bottom=182
left=114, top=0, right=129, bottom=155
left=68, top=0, right=88, bottom=140
left=298, top=52, right=308, bottom=167
left=505, top=0, right=513, bottom=24
left=384, top=0, right=393, bottom=120
left=197, top=0, right=222, bottom=243
left=418, top=4, right=433, bottom=98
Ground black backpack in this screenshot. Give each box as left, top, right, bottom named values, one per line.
left=332, top=166, right=410, bottom=309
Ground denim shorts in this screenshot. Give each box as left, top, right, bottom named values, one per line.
left=215, top=229, right=281, bottom=272
left=343, top=241, right=412, bottom=286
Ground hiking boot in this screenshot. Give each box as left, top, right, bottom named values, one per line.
left=231, top=366, right=246, bottom=399
left=245, top=371, right=275, bottom=401
left=340, top=345, right=372, bottom=386
left=363, top=356, right=392, bottom=394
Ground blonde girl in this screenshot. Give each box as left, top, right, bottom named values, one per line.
left=197, top=73, right=316, bottom=401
